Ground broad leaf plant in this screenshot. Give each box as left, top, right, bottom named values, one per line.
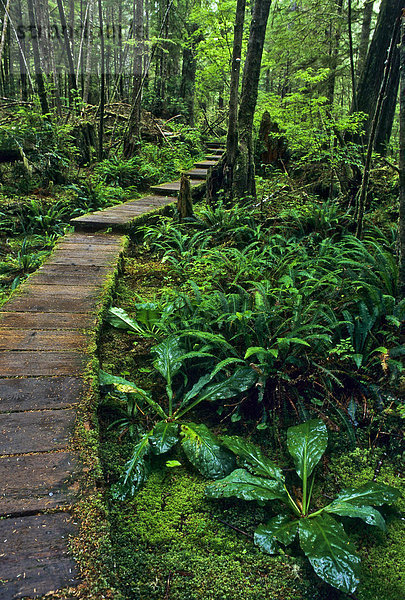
left=206, top=419, right=400, bottom=594
left=100, top=334, right=256, bottom=499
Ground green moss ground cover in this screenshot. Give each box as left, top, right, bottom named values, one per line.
left=98, top=201, right=404, bottom=599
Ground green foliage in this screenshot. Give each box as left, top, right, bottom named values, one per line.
left=105, top=469, right=315, bottom=600
left=206, top=420, right=401, bottom=594
left=99, top=331, right=256, bottom=496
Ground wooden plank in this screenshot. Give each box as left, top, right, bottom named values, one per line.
left=150, top=178, right=203, bottom=196
left=193, top=160, right=217, bottom=168
left=0, top=330, right=91, bottom=351
left=62, top=232, right=124, bottom=245
left=0, top=513, right=79, bottom=600
left=45, top=253, right=120, bottom=266
left=0, top=377, right=84, bottom=412
left=0, top=311, right=97, bottom=330
left=0, top=408, right=76, bottom=454
left=0, top=351, right=88, bottom=376
left=12, top=284, right=99, bottom=299
left=27, top=268, right=113, bottom=286
left=0, top=452, right=79, bottom=515
left=185, top=168, right=208, bottom=179
left=1, top=294, right=102, bottom=314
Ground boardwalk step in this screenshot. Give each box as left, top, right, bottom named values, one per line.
left=0, top=451, right=79, bottom=515
left=0, top=513, right=79, bottom=600
left=150, top=178, right=204, bottom=196
left=185, top=168, right=209, bottom=179
left=0, top=377, right=84, bottom=413
left=0, top=408, right=76, bottom=454
left=0, top=311, right=97, bottom=331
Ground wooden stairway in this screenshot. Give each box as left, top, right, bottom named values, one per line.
left=0, top=143, right=223, bottom=599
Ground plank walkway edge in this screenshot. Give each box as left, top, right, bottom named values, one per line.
left=0, top=147, right=220, bottom=599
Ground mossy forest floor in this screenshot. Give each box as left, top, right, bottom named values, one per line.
left=98, top=215, right=404, bottom=600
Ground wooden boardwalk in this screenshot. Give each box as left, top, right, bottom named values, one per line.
left=0, top=146, right=222, bottom=599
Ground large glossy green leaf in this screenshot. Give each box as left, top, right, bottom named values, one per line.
left=112, top=431, right=153, bottom=499
left=254, top=514, right=299, bottom=554
left=220, top=436, right=284, bottom=482
left=99, top=370, right=168, bottom=420
left=149, top=421, right=179, bottom=455
left=176, top=366, right=257, bottom=419
left=181, top=423, right=235, bottom=479
left=334, top=481, right=401, bottom=507
left=299, top=513, right=361, bottom=594
left=205, top=468, right=288, bottom=502
left=152, top=336, right=184, bottom=382
left=287, top=419, right=327, bottom=480
left=107, top=306, right=141, bottom=331
left=325, top=502, right=386, bottom=530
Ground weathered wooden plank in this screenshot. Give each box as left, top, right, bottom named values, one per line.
left=185, top=168, right=208, bottom=179
left=0, top=408, right=76, bottom=454
left=0, top=351, right=88, bottom=376
left=194, top=160, right=217, bottom=168
left=0, top=311, right=97, bottom=330
left=0, top=330, right=91, bottom=351
left=11, top=284, right=99, bottom=299
left=45, top=253, right=124, bottom=266
left=150, top=179, right=203, bottom=196
left=0, top=377, right=84, bottom=412
left=62, top=232, right=124, bottom=244
left=1, top=295, right=101, bottom=314
left=0, top=513, right=79, bottom=600
left=0, top=452, right=79, bottom=515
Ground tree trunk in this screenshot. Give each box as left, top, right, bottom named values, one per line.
left=56, top=0, right=77, bottom=102
left=232, top=0, right=272, bottom=199
left=0, top=0, right=11, bottom=67
left=98, top=0, right=105, bottom=159
left=355, top=13, right=401, bottom=238
left=399, top=11, right=405, bottom=299
left=355, top=0, right=402, bottom=149
left=179, top=23, right=201, bottom=127
left=226, top=0, right=246, bottom=168
left=123, top=0, right=144, bottom=157
left=327, top=0, right=344, bottom=105
left=356, top=0, right=374, bottom=80
left=26, top=0, right=49, bottom=114
left=14, top=0, right=28, bottom=100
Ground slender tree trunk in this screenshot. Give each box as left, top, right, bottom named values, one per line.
left=355, top=0, right=402, bottom=146
left=123, top=0, right=144, bottom=157
left=226, top=0, right=246, bottom=167
left=327, top=0, right=344, bottom=104
left=56, top=0, right=77, bottom=101
left=355, top=13, right=401, bottom=238
left=179, top=23, right=201, bottom=127
left=26, top=0, right=49, bottom=114
left=83, top=0, right=94, bottom=104
left=232, top=0, right=272, bottom=199
left=356, top=0, right=374, bottom=80
left=399, top=11, right=405, bottom=299
left=0, top=0, right=11, bottom=67
left=98, top=0, right=105, bottom=158
left=14, top=0, right=28, bottom=100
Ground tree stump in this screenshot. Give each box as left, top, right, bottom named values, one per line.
left=177, top=173, right=193, bottom=221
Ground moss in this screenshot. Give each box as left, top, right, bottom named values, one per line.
left=326, top=448, right=405, bottom=600
left=107, top=468, right=318, bottom=600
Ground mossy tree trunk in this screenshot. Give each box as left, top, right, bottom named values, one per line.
left=231, top=0, right=272, bottom=200
left=399, top=11, right=405, bottom=300
left=355, top=0, right=402, bottom=154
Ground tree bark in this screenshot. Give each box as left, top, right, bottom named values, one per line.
left=179, top=23, right=201, bottom=127
left=399, top=11, right=405, bottom=299
left=355, top=0, right=402, bottom=150
left=26, top=0, right=49, bottom=114
left=232, top=0, right=272, bottom=199
left=356, top=0, right=374, bottom=80
left=355, top=13, right=401, bottom=238
left=56, top=0, right=77, bottom=102
left=98, top=0, right=105, bottom=159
